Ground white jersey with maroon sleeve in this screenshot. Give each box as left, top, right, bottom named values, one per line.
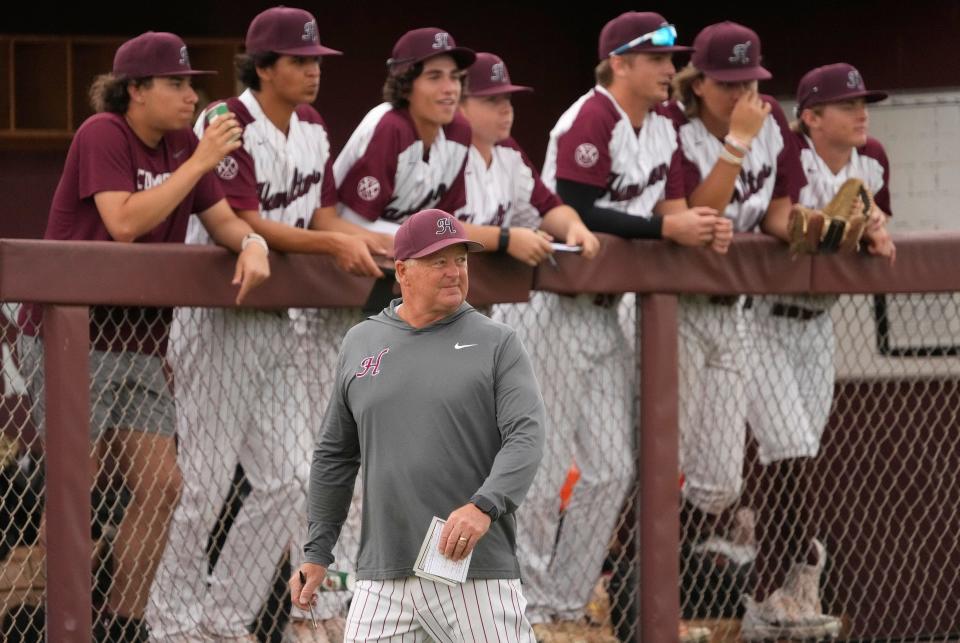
left=796, top=133, right=891, bottom=214
left=184, top=89, right=338, bottom=246
left=454, top=137, right=562, bottom=229
left=333, top=103, right=470, bottom=234
left=541, top=85, right=684, bottom=218
left=670, top=96, right=805, bottom=232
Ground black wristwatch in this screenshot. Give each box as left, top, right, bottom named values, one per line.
left=496, top=226, right=511, bottom=254
left=470, top=494, right=500, bottom=521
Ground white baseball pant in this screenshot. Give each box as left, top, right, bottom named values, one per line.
left=344, top=577, right=535, bottom=642
left=494, top=292, right=634, bottom=623
left=147, top=307, right=361, bottom=639
left=678, top=296, right=750, bottom=516
left=745, top=296, right=836, bottom=464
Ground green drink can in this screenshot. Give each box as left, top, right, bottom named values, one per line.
left=206, top=102, right=241, bottom=142
left=319, top=569, right=356, bottom=592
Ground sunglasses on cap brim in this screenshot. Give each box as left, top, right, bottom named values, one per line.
left=609, top=25, right=677, bottom=57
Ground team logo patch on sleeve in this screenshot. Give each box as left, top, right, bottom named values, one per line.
left=216, top=156, right=239, bottom=180
left=575, top=143, right=600, bottom=168
left=357, top=176, right=381, bottom=201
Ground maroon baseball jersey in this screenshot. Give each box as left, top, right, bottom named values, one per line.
left=454, top=137, right=562, bottom=228
left=19, top=112, right=224, bottom=354
left=185, top=90, right=338, bottom=246
left=541, top=86, right=686, bottom=217
left=333, top=103, right=470, bottom=229
left=795, top=132, right=891, bottom=215
left=668, top=96, right=805, bottom=232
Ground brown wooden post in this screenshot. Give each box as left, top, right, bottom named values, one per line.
left=43, top=305, right=92, bottom=642
left=637, top=294, right=680, bottom=643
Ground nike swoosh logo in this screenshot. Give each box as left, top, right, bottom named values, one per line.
left=454, top=343, right=478, bottom=350
left=173, top=149, right=186, bottom=159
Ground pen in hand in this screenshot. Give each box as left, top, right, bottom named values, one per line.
left=298, top=570, right=320, bottom=631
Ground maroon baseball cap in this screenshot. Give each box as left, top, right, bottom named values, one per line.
left=796, top=63, right=887, bottom=113
left=691, top=22, right=771, bottom=82
left=598, top=12, right=692, bottom=59
left=113, top=32, right=215, bottom=79
left=394, top=209, right=484, bottom=261
left=245, top=7, right=342, bottom=57
left=387, top=28, right=476, bottom=72
left=465, top=53, right=532, bottom=97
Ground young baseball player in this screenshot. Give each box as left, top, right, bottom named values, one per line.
left=499, top=12, right=727, bottom=640
left=669, top=21, right=849, bottom=640
left=333, top=27, right=475, bottom=235
left=735, top=63, right=894, bottom=641
left=454, top=52, right=599, bottom=260
left=147, top=9, right=382, bottom=642
left=15, top=31, right=270, bottom=642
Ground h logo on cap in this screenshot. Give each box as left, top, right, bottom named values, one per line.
left=179, top=46, right=190, bottom=67
left=728, top=41, right=751, bottom=65
left=436, top=218, right=456, bottom=235
left=490, top=62, right=506, bottom=83
left=432, top=32, right=451, bottom=50
left=847, top=69, right=864, bottom=90
left=302, top=20, right=318, bottom=43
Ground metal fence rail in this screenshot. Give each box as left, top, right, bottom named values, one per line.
left=2, top=235, right=959, bottom=642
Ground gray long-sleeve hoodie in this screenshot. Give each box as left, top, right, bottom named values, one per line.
left=305, top=299, right=546, bottom=580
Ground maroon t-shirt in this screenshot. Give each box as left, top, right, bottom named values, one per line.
left=19, top=112, right=224, bottom=354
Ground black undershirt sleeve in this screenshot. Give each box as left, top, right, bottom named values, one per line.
left=555, top=178, right=664, bottom=239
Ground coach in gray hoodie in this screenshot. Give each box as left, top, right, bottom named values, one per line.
left=292, top=208, right=546, bottom=639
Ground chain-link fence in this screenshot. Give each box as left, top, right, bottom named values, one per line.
left=678, top=292, right=960, bottom=643
left=6, top=248, right=960, bottom=642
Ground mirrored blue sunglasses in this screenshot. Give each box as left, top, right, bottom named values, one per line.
left=609, top=25, right=678, bottom=57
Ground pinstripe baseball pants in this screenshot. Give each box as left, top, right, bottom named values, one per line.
left=344, top=577, right=535, bottom=642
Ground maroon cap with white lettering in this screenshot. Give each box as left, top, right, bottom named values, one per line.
left=394, top=209, right=484, bottom=261
left=245, top=6, right=342, bottom=57
left=465, top=53, right=532, bottom=97
left=691, top=21, right=771, bottom=82
left=113, top=32, right=215, bottom=78
left=796, top=63, right=887, bottom=113
left=387, top=27, right=476, bottom=72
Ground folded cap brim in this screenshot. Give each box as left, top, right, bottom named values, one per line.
left=407, top=238, right=485, bottom=260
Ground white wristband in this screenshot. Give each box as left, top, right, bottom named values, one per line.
left=718, top=146, right=743, bottom=167
left=724, top=134, right=751, bottom=156
left=241, top=232, right=269, bottom=256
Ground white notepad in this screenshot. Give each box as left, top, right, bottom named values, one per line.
left=413, top=516, right=472, bottom=586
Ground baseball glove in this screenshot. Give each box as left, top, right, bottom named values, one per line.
left=787, top=178, right=873, bottom=256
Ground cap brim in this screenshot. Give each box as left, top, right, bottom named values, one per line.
left=393, top=47, right=476, bottom=70
left=408, top=238, right=485, bottom=259
left=703, top=65, right=772, bottom=82
left=469, top=84, right=533, bottom=97
left=272, top=44, right=343, bottom=56
left=799, top=88, right=888, bottom=112
left=152, top=69, right=217, bottom=76
left=612, top=44, right=694, bottom=58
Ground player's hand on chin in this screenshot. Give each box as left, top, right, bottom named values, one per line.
left=439, top=503, right=491, bottom=561
left=289, top=562, right=326, bottom=611
left=663, top=206, right=718, bottom=247
left=232, top=243, right=270, bottom=305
